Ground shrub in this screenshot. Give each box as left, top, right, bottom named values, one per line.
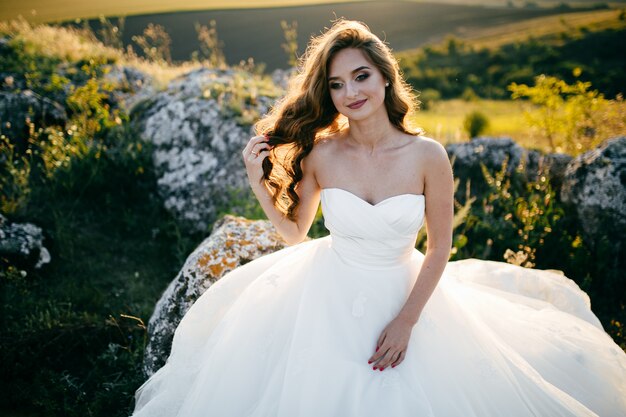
left=418, top=88, right=441, bottom=110
left=463, top=110, right=490, bottom=138
left=509, top=74, right=625, bottom=155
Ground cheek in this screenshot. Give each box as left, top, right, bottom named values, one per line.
left=329, top=89, right=342, bottom=106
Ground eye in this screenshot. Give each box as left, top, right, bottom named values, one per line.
left=329, top=82, right=342, bottom=90
left=356, top=73, right=370, bottom=81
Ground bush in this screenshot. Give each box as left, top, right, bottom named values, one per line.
left=508, top=74, right=625, bottom=155
left=418, top=88, right=441, bottom=110
left=463, top=110, right=490, bottom=138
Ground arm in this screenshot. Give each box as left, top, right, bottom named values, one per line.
left=368, top=139, right=454, bottom=371
left=242, top=135, right=321, bottom=246
left=397, top=140, right=454, bottom=324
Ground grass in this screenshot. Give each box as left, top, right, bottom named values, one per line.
left=460, top=9, right=626, bottom=49
left=412, top=99, right=537, bottom=147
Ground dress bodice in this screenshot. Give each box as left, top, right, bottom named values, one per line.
left=320, top=188, right=425, bottom=269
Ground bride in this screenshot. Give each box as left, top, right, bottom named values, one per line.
left=131, top=18, right=626, bottom=416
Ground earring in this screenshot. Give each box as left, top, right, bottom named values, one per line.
left=385, top=81, right=390, bottom=87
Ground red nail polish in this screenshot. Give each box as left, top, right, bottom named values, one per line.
left=391, top=364, right=396, bottom=368
left=368, top=360, right=372, bottom=364
left=373, top=367, right=377, bottom=370
left=379, top=367, right=384, bottom=371
left=375, top=347, right=379, bottom=352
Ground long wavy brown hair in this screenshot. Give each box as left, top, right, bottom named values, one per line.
left=254, top=18, right=424, bottom=221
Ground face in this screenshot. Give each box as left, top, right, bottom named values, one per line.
left=327, top=47, right=387, bottom=121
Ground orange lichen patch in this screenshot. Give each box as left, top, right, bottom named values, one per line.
left=200, top=257, right=238, bottom=277
left=207, top=258, right=238, bottom=276
left=196, top=253, right=213, bottom=269
left=239, top=239, right=252, bottom=246
left=208, top=262, right=224, bottom=276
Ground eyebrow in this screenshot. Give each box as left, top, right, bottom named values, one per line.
left=328, top=66, right=371, bottom=82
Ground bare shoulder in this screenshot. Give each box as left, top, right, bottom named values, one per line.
left=412, top=135, right=449, bottom=167
left=304, top=132, right=342, bottom=167
left=301, top=132, right=342, bottom=186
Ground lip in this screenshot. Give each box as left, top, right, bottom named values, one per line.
left=347, top=99, right=367, bottom=109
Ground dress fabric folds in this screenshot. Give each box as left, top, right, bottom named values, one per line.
left=132, top=187, right=626, bottom=417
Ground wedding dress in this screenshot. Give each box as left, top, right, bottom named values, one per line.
left=132, top=187, right=626, bottom=416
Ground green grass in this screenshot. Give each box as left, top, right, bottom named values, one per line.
left=412, top=99, right=537, bottom=147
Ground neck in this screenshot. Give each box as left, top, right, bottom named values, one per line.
left=346, top=114, right=396, bottom=154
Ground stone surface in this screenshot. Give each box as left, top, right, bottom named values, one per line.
left=133, top=67, right=279, bottom=234
left=444, top=136, right=571, bottom=201
left=0, top=90, right=67, bottom=143
left=142, top=214, right=289, bottom=376
left=0, top=214, right=51, bottom=269
left=560, top=136, right=626, bottom=247
left=102, top=63, right=155, bottom=113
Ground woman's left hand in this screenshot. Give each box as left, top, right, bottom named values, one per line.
left=367, top=315, right=416, bottom=371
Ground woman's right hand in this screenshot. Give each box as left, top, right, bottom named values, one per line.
left=242, top=134, right=273, bottom=189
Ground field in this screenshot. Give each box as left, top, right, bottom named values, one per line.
left=412, top=99, right=533, bottom=145
left=1, top=1, right=608, bottom=71
left=446, top=8, right=625, bottom=49
left=3, top=0, right=626, bottom=23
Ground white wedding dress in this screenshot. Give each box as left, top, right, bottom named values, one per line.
left=132, top=187, right=626, bottom=416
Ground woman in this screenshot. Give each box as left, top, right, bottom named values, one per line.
left=132, top=19, right=626, bottom=416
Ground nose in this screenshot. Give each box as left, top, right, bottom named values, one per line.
left=346, top=81, right=359, bottom=98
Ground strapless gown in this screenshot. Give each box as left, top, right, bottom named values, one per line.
left=131, top=187, right=626, bottom=417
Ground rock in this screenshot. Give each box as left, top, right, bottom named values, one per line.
left=102, top=63, right=155, bottom=113
left=0, top=90, right=67, bottom=144
left=142, top=214, right=289, bottom=376
left=444, top=137, right=570, bottom=201
left=270, top=67, right=296, bottom=90
left=0, top=214, right=51, bottom=270
left=133, top=67, right=279, bottom=234
left=560, top=136, right=626, bottom=248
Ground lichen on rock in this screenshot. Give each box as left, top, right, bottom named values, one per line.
left=142, top=214, right=290, bottom=376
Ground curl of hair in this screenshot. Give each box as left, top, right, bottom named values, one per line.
left=254, top=18, right=423, bottom=221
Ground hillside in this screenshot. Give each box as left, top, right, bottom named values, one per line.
left=397, top=9, right=626, bottom=99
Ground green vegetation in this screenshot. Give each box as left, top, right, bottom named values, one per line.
left=509, top=74, right=625, bottom=154
left=0, top=17, right=278, bottom=416
left=398, top=14, right=626, bottom=100
left=463, top=111, right=490, bottom=138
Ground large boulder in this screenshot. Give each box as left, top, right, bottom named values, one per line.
left=133, top=67, right=281, bottom=234
left=102, top=63, right=155, bottom=113
left=444, top=137, right=572, bottom=202
left=560, top=136, right=626, bottom=249
left=142, top=214, right=288, bottom=376
left=0, top=214, right=51, bottom=271
left=0, top=90, right=67, bottom=146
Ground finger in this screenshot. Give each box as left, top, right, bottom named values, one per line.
left=369, top=346, right=390, bottom=368
left=367, top=336, right=386, bottom=363
left=243, top=135, right=269, bottom=155
left=377, top=349, right=399, bottom=370
left=251, top=142, right=272, bottom=154
left=377, top=332, right=387, bottom=351
left=390, top=350, right=406, bottom=368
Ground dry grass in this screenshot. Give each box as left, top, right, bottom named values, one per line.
left=0, top=17, right=203, bottom=89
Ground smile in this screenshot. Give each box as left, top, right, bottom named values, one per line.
left=347, top=99, right=367, bottom=109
